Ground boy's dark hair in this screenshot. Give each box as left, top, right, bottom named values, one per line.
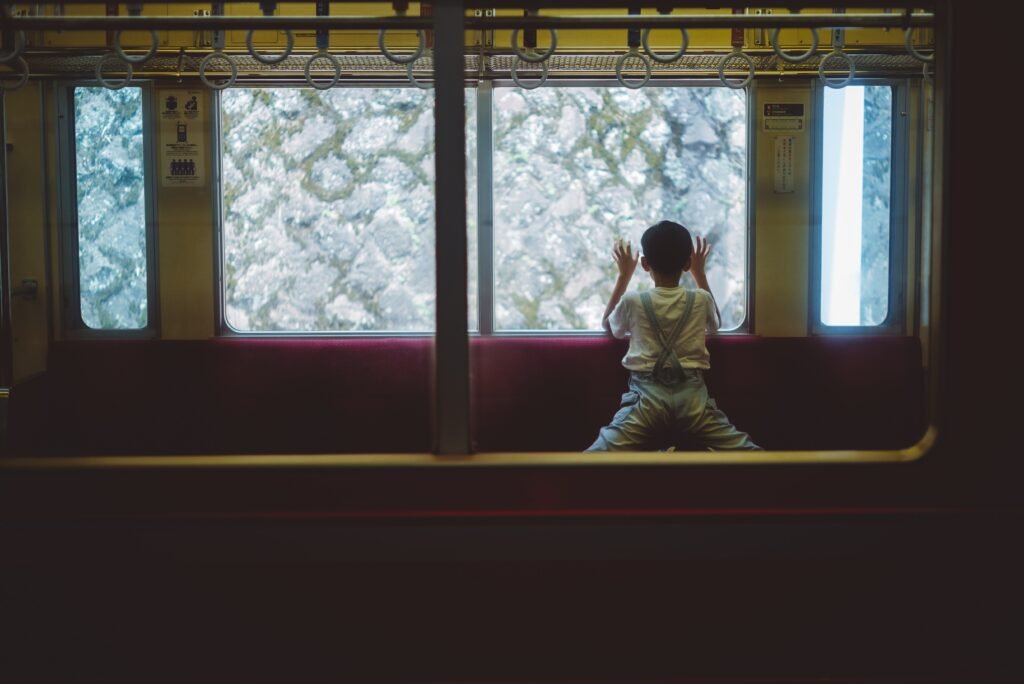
left=641, top=220, right=693, bottom=274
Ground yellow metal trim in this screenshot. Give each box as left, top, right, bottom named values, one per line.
left=0, top=426, right=936, bottom=469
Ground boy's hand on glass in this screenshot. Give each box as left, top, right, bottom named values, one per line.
left=691, top=235, right=711, bottom=279
left=613, top=239, right=639, bottom=281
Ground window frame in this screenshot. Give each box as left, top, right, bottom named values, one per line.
left=214, top=79, right=754, bottom=337
left=56, top=81, right=160, bottom=338
left=809, top=78, right=910, bottom=335
left=485, top=78, right=754, bottom=336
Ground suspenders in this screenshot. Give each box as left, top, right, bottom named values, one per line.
left=639, top=290, right=695, bottom=384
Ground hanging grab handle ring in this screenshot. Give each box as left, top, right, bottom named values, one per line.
left=379, top=29, right=426, bottom=64
left=199, top=52, right=237, bottom=90
left=200, top=2, right=236, bottom=90
left=247, top=29, right=294, bottom=65
left=904, top=26, right=934, bottom=63
left=0, top=30, right=25, bottom=65
left=511, top=8, right=557, bottom=64
left=641, top=7, right=688, bottom=64
left=511, top=28, right=557, bottom=64
left=305, top=50, right=341, bottom=90
left=95, top=53, right=134, bottom=89
left=511, top=56, right=547, bottom=90
left=0, top=56, right=30, bottom=91
left=114, top=30, right=159, bottom=64
left=405, top=49, right=433, bottom=90
left=642, top=27, right=689, bottom=64
left=771, top=27, right=819, bottom=64
left=818, top=48, right=856, bottom=89
left=615, top=48, right=652, bottom=89
left=616, top=7, right=650, bottom=89
left=379, top=2, right=425, bottom=65
left=0, top=5, right=25, bottom=64
left=718, top=48, right=755, bottom=89
left=247, top=2, right=294, bottom=65
left=113, top=4, right=157, bottom=64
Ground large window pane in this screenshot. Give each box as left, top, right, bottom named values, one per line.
left=74, top=87, right=148, bottom=330
left=493, top=86, right=748, bottom=331
left=221, top=88, right=476, bottom=333
left=820, top=85, right=892, bottom=326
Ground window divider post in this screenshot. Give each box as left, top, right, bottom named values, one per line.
left=433, top=0, right=471, bottom=455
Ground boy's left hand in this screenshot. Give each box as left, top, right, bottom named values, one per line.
left=691, top=235, right=711, bottom=278
left=613, top=239, right=640, bottom=281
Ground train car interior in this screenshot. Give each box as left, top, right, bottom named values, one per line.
left=1, top=2, right=1020, bottom=683
left=0, top=3, right=938, bottom=458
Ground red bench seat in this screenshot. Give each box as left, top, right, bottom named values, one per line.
left=6, top=336, right=926, bottom=455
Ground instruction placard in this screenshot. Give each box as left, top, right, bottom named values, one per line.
left=160, top=89, right=205, bottom=187
left=773, top=135, right=795, bottom=193
left=763, top=103, right=805, bottom=132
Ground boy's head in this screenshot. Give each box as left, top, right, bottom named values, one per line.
left=640, top=220, right=693, bottom=276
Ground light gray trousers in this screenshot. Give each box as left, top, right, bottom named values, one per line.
left=586, top=370, right=761, bottom=451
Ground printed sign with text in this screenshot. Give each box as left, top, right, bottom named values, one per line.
left=160, top=90, right=205, bottom=187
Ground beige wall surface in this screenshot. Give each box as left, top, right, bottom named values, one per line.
left=6, top=84, right=51, bottom=383
left=154, top=87, right=216, bottom=340
left=752, top=84, right=812, bottom=336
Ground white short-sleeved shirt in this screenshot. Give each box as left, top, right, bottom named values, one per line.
left=607, top=286, right=721, bottom=371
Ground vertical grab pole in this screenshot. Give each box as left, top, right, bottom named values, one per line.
left=1, top=4, right=15, bottom=59
left=211, top=1, right=224, bottom=52
left=0, top=93, right=13, bottom=387
left=315, top=0, right=329, bottom=51
left=422, top=1, right=434, bottom=52
left=731, top=6, right=745, bottom=52
left=432, top=0, right=470, bottom=455
left=627, top=5, right=641, bottom=50
left=105, top=2, right=118, bottom=49
left=523, top=7, right=536, bottom=51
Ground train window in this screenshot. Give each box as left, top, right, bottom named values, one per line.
left=58, top=85, right=156, bottom=332
left=219, top=87, right=477, bottom=333
left=815, top=82, right=906, bottom=329
left=491, top=85, right=749, bottom=332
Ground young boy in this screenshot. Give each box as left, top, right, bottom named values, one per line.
left=586, top=220, right=760, bottom=451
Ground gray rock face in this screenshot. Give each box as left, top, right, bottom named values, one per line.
left=74, top=87, right=148, bottom=330
left=220, top=86, right=750, bottom=333
left=491, top=86, right=748, bottom=331
left=222, top=88, right=443, bottom=332
left=72, top=84, right=889, bottom=334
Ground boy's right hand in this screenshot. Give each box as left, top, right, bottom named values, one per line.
left=613, top=239, right=639, bottom=281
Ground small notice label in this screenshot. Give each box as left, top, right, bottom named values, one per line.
left=763, top=102, right=805, bottom=132
left=160, top=89, right=205, bottom=187
left=774, top=135, right=795, bottom=193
